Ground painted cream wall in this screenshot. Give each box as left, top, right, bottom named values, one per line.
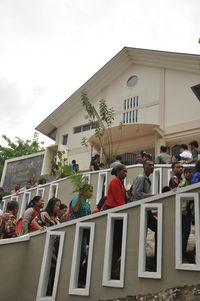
left=165, top=69, right=200, bottom=129
left=106, top=64, right=161, bottom=122
left=55, top=63, right=163, bottom=169
left=57, top=90, right=107, bottom=169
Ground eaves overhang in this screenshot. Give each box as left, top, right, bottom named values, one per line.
left=36, top=47, right=200, bottom=139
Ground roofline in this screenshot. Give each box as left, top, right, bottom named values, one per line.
left=35, top=46, right=200, bottom=136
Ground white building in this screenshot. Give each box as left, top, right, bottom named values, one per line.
left=36, top=47, right=200, bottom=172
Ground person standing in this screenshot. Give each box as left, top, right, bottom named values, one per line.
left=110, top=156, right=123, bottom=169
left=132, top=160, right=157, bottom=269
left=104, top=164, right=127, bottom=209
left=132, top=160, right=155, bottom=201
left=188, top=141, right=200, bottom=164
left=179, top=144, right=192, bottom=161
left=155, top=146, right=171, bottom=164
left=89, top=154, right=100, bottom=171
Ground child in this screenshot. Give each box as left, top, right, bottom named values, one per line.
left=179, top=167, right=193, bottom=188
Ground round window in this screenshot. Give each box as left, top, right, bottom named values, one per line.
left=127, top=75, right=138, bottom=87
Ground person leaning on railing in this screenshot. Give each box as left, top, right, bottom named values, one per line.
left=21, top=196, right=45, bottom=233
left=0, top=201, right=19, bottom=239
left=31, top=198, right=61, bottom=229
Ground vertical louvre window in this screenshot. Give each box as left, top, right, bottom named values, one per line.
left=129, top=111, right=132, bottom=123
left=127, top=98, right=129, bottom=109
left=124, top=99, right=126, bottom=110
left=126, top=112, right=128, bottom=123
left=122, top=96, right=139, bottom=124
left=130, top=98, right=132, bottom=108
left=123, top=113, right=125, bottom=123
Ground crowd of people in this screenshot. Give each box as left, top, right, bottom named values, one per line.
left=0, top=141, right=200, bottom=281
left=10, top=177, right=47, bottom=195
left=0, top=142, right=200, bottom=240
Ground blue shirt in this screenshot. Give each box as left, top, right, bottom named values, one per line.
left=191, top=171, right=200, bottom=184
left=69, top=163, right=74, bottom=172
left=69, top=195, right=91, bottom=220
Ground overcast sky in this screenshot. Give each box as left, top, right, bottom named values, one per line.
left=0, top=0, right=199, bottom=147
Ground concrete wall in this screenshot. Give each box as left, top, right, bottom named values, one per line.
left=0, top=183, right=200, bottom=301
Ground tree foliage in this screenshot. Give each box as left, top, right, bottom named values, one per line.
left=0, top=132, right=45, bottom=179
left=50, top=150, right=92, bottom=200
left=81, top=91, right=115, bottom=162
left=50, top=150, right=71, bottom=178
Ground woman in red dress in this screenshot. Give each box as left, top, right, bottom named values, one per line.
left=104, top=164, right=127, bottom=209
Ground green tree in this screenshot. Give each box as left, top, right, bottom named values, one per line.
left=0, top=132, right=45, bottom=180
left=81, top=91, right=116, bottom=163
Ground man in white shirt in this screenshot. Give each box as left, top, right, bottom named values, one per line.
left=179, top=144, right=192, bottom=161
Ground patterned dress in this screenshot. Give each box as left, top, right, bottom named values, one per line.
left=0, top=212, right=17, bottom=239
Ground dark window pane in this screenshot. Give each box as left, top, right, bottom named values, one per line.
left=129, top=111, right=131, bottom=123
left=83, top=124, right=90, bottom=131
left=123, top=113, right=125, bottom=123
left=111, top=220, right=123, bottom=280
left=74, top=127, right=82, bottom=134
left=132, top=110, right=135, bottom=123
left=46, top=236, right=60, bottom=296
left=78, top=229, right=90, bottom=288
left=126, top=112, right=128, bottom=123
left=130, top=98, right=132, bottom=108
left=136, top=96, right=138, bottom=106
left=91, top=123, right=97, bottom=129
left=62, top=135, right=68, bottom=145
left=124, top=99, right=126, bottom=110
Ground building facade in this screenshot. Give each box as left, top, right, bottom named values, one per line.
left=36, top=47, right=200, bottom=172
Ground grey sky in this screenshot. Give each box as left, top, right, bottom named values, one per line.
left=0, top=0, right=199, bottom=146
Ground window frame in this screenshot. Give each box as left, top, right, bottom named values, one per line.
left=36, top=230, right=65, bottom=301
left=96, top=172, right=108, bottom=205
left=62, top=134, right=68, bottom=146
left=176, top=193, right=200, bottom=270
left=69, top=222, right=95, bottom=296
left=138, top=203, right=163, bottom=279
left=19, top=192, right=31, bottom=218
left=11, top=195, right=19, bottom=202
left=48, top=183, right=59, bottom=200
left=102, top=213, right=128, bottom=288
left=152, top=168, right=162, bottom=194
left=36, top=187, right=45, bottom=199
